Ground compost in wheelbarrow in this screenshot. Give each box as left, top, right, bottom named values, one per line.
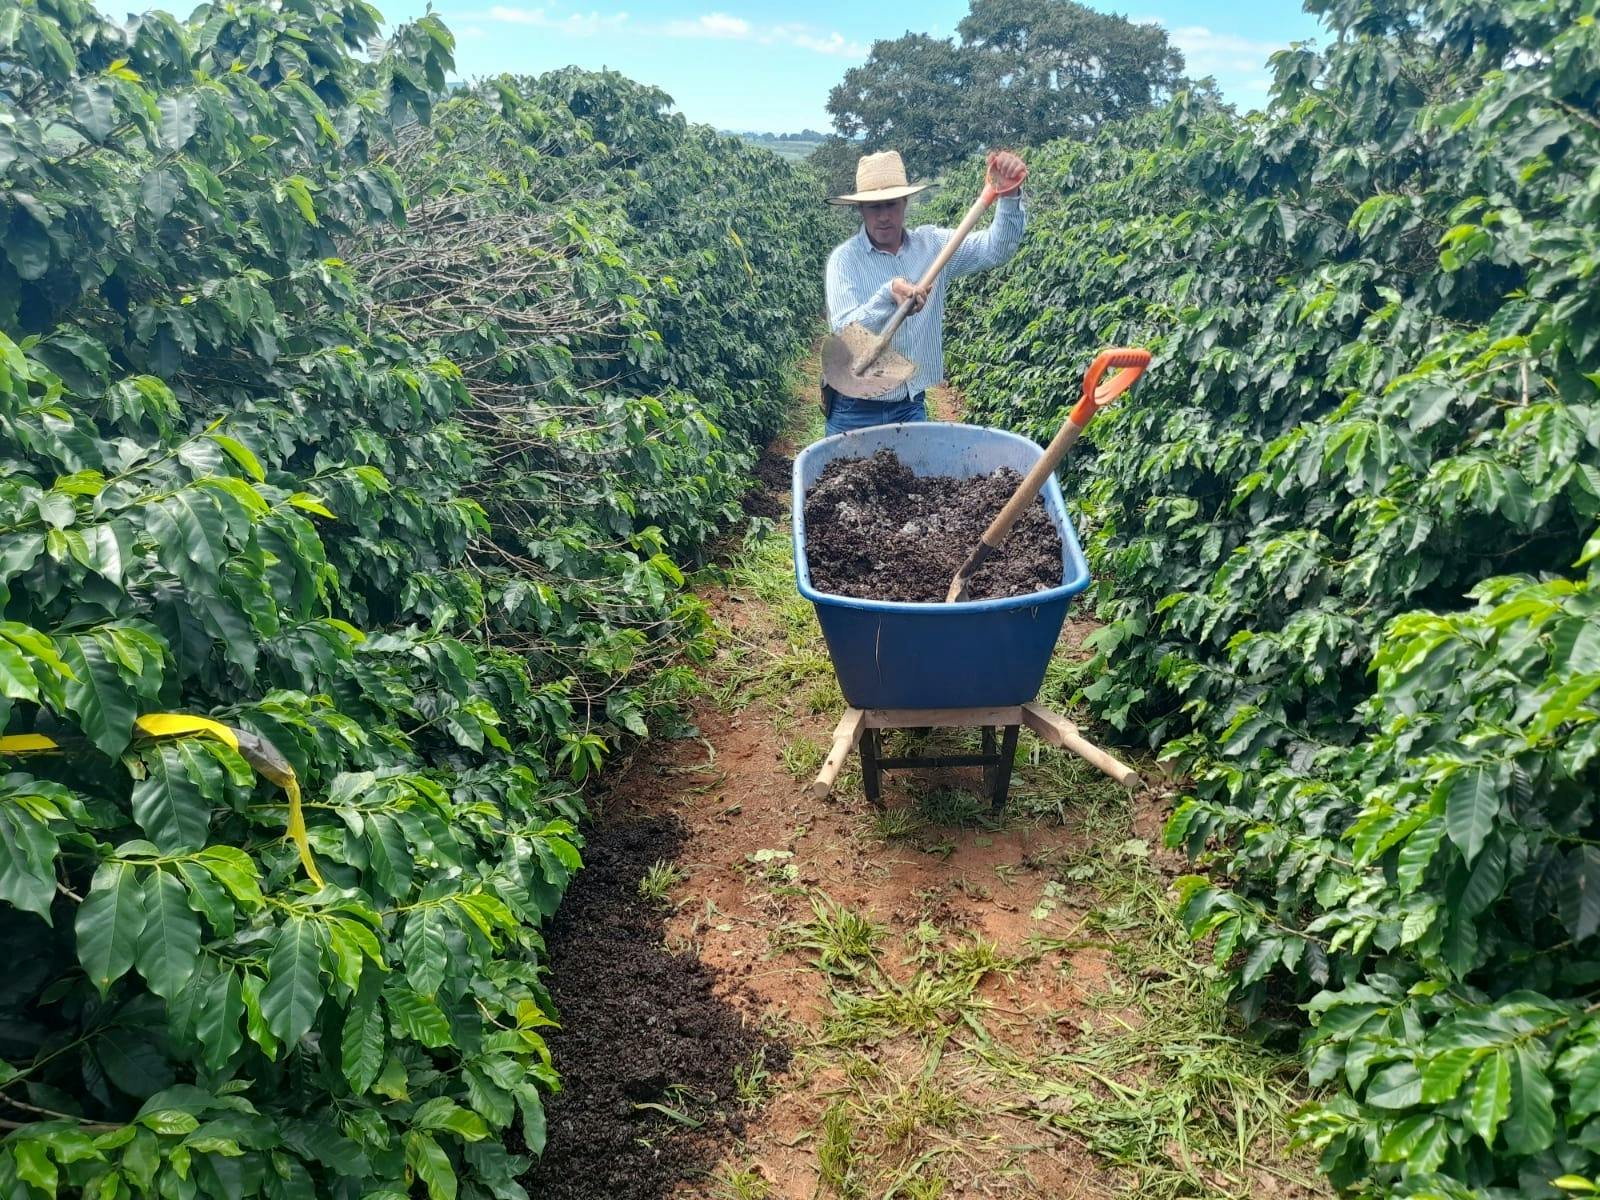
left=802, top=448, right=1064, bottom=603
left=792, top=422, right=1090, bottom=711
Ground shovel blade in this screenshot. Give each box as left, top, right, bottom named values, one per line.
left=821, top=323, right=915, bottom=400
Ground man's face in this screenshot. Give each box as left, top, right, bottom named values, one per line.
left=861, top=198, right=907, bottom=250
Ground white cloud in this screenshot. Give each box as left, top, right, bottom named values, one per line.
left=481, top=5, right=629, bottom=35
left=479, top=6, right=866, bottom=58
left=771, top=24, right=868, bottom=58
left=1136, top=16, right=1293, bottom=77
left=662, top=11, right=750, bottom=38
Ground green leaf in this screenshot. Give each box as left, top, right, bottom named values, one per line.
left=1378, top=1113, right=1447, bottom=1171
left=412, top=1097, right=489, bottom=1141
left=58, top=635, right=138, bottom=759
left=282, top=175, right=320, bottom=227
left=1365, top=1062, right=1423, bottom=1109
left=403, top=1131, right=457, bottom=1200
left=194, top=846, right=264, bottom=911
left=1566, top=1045, right=1600, bottom=1118
left=1443, top=763, right=1501, bottom=865
left=518, top=1090, right=547, bottom=1155
left=130, top=744, right=212, bottom=852
left=366, top=813, right=413, bottom=900
left=1504, top=1046, right=1556, bottom=1155
left=260, top=917, right=325, bottom=1047
left=326, top=916, right=380, bottom=993
left=341, top=988, right=385, bottom=1094
left=1458, top=836, right=1507, bottom=918
left=207, top=433, right=266, bottom=482
left=70, top=80, right=117, bottom=141
left=1421, top=1045, right=1485, bottom=1103
left=139, top=169, right=183, bottom=220
left=240, top=970, right=280, bottom=1059
left=174, top=859, right=235, bottom=936
left=139, top=1109, right=198, bottom=1136
left=0, top=803, right=60, bottom=920
left=386, top=986, right=452, bottom=1048
left=156, top=94, right=198, bottom=150
left=133, top=869, right=200, bottom=999
left=193, top=964, right=244, bottom=1073
left=1467, top=1052, right=1511, bottom=1145
left=1567, top=846, right=1600, bottom=942
left=372, top=1054, right=409, bottom=1101
left=145, top=490, right=226, bottom=592
left=1553, top=619, right=1600, bottom=675
left=401, top=907, right=449, bottom=998
left=0, top=638, right=40, bottom=703
left=76, top=862, right=146, bottom=995
left=13, top=1138, right=58, bottom=1198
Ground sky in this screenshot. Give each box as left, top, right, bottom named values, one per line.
left=374, top=0, right=1326, bottom=133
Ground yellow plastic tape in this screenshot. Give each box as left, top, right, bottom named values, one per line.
left=0, top=733, right=61, bottom=753
left=0, top=713, right=322, bottom=888
left=135, top=713, right=239, bottom=750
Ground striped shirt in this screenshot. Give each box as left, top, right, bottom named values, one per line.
left=824, top=195, right=1026, bottom=401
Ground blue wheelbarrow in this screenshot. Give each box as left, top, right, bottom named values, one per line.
left=794, top=350, right=1148, bottom=806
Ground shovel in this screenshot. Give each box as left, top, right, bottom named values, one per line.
left=944, top=347, right=1151, bottom=604
left=822, top=156, right=1026, bottom=401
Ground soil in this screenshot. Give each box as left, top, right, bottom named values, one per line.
left=517, top=815, right=788, bottom=1200
left=803, top=448, right=1063, bottom=602
left=740, top=445, right=793, bottom=521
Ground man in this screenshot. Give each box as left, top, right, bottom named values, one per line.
left=822, top=148, right=1027, bottom=436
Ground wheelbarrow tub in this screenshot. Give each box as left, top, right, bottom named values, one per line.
left=792, top=422, right=1091, bottom=710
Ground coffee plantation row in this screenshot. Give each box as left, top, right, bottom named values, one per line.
left=934, top=1, right=1600, bottom=1196
left=0, top=1, right=828, bottom=1196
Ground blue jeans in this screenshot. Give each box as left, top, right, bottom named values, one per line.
left=825, top=392, right=927, bottom=437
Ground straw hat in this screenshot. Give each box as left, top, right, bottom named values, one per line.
left=828, top=150, right=930, bottom=206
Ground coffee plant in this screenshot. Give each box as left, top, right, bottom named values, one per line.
left=935, top=0, right=1600, bottom=1195
left=0, top=1, right=825, bottom=1196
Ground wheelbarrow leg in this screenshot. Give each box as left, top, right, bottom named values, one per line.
left=990, top=724, right=1019, bottom=812
left=981, top=725, right=997, bottom=798
left=860, top=728, right=883, bottom=808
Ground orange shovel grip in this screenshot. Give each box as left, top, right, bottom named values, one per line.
left=1068, top=347, right=1151, bottom=427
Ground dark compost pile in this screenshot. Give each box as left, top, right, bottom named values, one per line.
left=803, top=449, right=1064, bottom=602
left=517, top=816, right=785, bottom=1200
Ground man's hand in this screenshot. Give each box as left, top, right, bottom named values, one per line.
left=891, top=277, right=929, bottom=314
left=987, top=150, right=1027, bottom=196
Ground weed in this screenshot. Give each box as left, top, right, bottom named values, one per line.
left=632, top=1084, right=705, bottom=1129
left=637, top=859, right=687, bottom=903
left=914, top=785, right=992, bottom=829
left=744, top=847, right=798, bottom=889
left=842, top=1051, right=882, bottom=1083
left=824, top=969, right=984, bottom=1046
left=715, top=1165, right=770, bottom=1200
left=779, top=733, right=826, bottom=779
left=733, top=1048, right=773, bottom=1108
left=881, top=1080, right=969, bottom=1146
left=778, top=894, right=884, bottom=976
left=867, top=806, right=924, bottom=842
left=945, top=935, right=1016, bottom=984
left=818, top=1099, right=859, bottom=1197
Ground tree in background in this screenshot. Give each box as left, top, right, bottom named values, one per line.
left=826, top=0, right=1186, bottom=175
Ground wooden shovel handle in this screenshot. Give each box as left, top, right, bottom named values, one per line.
left=944, top=347, right=1150, bottom=602
left=851, top=184, right=1000, bottom=376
